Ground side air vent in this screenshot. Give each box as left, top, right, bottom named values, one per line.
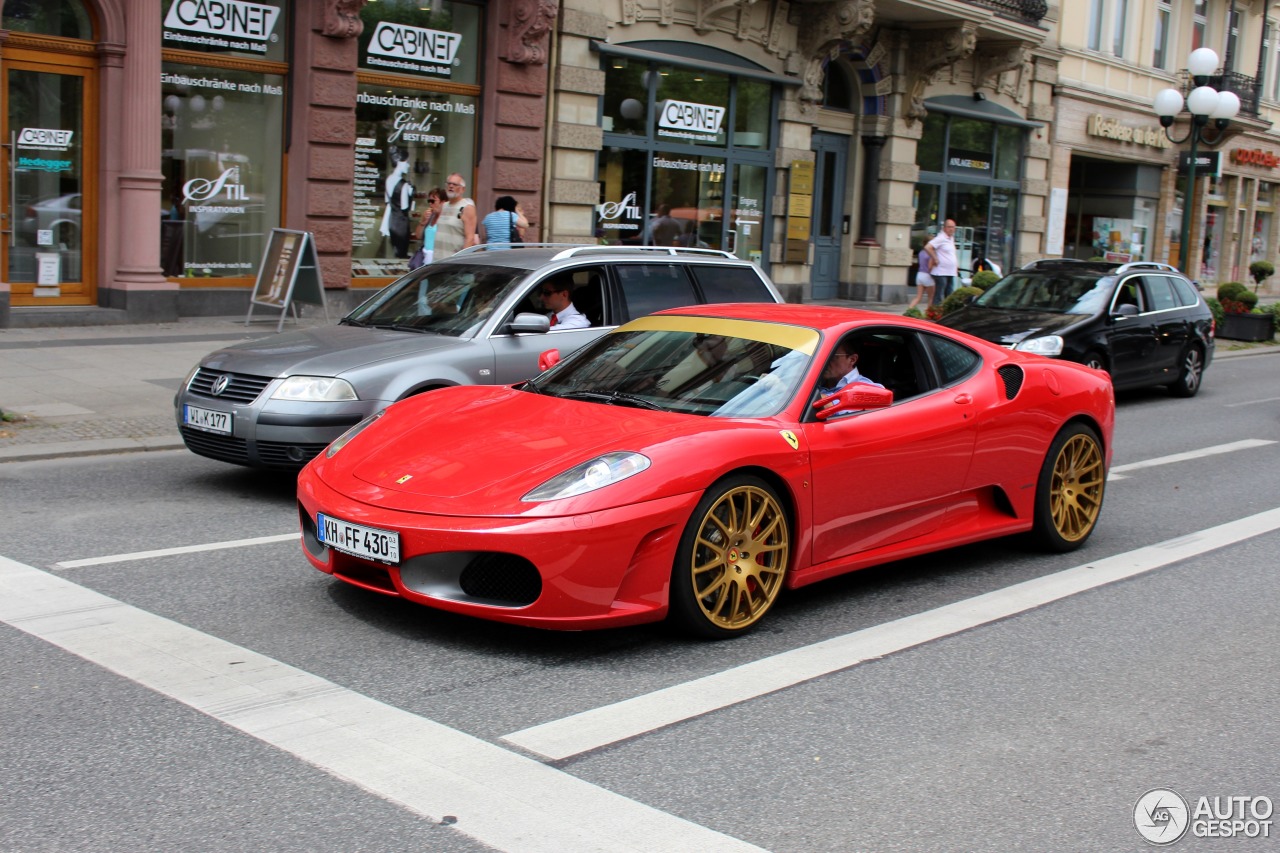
left=996, top=364, right=1024, bottom=400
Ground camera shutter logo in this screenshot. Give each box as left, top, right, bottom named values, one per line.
left=1135, top=788, right=1190, bottom=845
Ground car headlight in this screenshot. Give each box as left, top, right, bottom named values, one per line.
left=325, top=410, right=384, bottom=458
left=1014, top=335, right=1064, bottom=357
left=523, top=452, right=651, bottom=502
left=271, top=376, right=358, bottom=402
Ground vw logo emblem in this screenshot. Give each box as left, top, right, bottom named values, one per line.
left=210, top=374, right=231, bottom=396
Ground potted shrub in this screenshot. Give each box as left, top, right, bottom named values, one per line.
left=1216, top=282, right=1274, bottom=341
left=970, top=270, right=1000, bottom=291
left=1249, top=260, right=1274, bottom=292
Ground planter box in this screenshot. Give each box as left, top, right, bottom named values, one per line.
left=1218, top=312, right=1275, bottom=342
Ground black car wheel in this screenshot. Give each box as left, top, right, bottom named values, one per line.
left=669, top=474, right=790, bottom=639
left=1082, top=350, right=1108, bottom=374
left=1030, top=423, right=1105, bottom=552
left=1167, top=344, right=1205, bottom=398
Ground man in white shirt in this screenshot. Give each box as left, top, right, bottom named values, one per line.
left=540, top=280, right=590, bottom=329
left=925, top=219, right=959, bottom=304
left=816, top=347, right=884, bottom=398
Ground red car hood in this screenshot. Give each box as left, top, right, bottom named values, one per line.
left=323, top=385, right=705, bottom=514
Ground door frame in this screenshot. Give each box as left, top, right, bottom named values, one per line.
left=2, top=47, right=99, bottom=307
left=810, top=131, right=849, bottom=300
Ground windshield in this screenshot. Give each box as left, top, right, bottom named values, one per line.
left=974, top=272, right=1112, bottom=315
left=344, top=263, right=526, bottom=337
left=533, top=326, right=817, bottom=417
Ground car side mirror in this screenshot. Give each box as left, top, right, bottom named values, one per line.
left=538, top=349, right=561, bottom=371
left=1113, top=304, right=1139, bottom=318
left=509, top=312, right=551, bottom=334
left=813, top=384, right=894, bottom=420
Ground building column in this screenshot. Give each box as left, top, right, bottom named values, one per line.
left=108, top=0, right=175, bottom=320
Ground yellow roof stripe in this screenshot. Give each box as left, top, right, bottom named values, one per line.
left=620, top=315, right=820, bottom=355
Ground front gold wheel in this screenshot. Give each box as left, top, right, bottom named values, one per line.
left=1033, top=425, right=1105, bottom=551
left=671, top=477, right=790, bottom=638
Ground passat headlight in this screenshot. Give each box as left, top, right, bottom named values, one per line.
left=1014, top=335, right=1064, bottom=357
left=523, top=452, right=651, bottom=502
left=271, top=375, right=358, bottom=402
left=325, top=410, right=383, bottom=458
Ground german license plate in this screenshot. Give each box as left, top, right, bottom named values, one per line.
left=183, top=404, right=232, bottom=435
left=317, top=513, right=400, bottom=564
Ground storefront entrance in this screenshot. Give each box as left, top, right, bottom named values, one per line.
left=2, top=49, right=96, bottom=306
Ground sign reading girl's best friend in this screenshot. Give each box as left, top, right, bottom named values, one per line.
left=248, top=229, right=328, bottom=331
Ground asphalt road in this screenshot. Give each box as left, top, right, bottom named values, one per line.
left=2, top=353, right=1279, bottom=852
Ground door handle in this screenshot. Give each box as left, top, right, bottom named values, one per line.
left=954, top=393, right=973, bottom=405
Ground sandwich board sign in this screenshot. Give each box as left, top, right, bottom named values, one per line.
left=247, top=229, right=328, bottom=331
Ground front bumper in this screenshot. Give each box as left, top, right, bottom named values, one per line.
left=297, top=468, right=702, bottom=630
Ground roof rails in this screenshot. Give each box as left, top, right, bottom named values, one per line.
left=1114, top=261, right=1181, bottom=275
left=1019, top=258, right=1101, bottom=270
left=451, top=242, right=738, bottom=261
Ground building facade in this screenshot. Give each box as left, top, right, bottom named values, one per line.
left=3, top=0, right=1279, bottom=329
left=0, top=0, right=555, bottom=327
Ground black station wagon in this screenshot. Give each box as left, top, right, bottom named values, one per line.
left=939, top=259, right=1215, bottom=397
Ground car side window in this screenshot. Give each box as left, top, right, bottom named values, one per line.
left=691, top=265, right=773, bottom=303
left=1142, top=276, right=1179, bottom=312
left=1112, top=277, right=1145, bottom=312
left=614, top=263, right=699, bottom=320
left=1170, top=277, right=1202, bottom=307
left=924, top=334, right=980, bottom=386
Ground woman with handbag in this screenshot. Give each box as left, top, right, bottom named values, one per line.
left=479, top=196, right=528, bottom=248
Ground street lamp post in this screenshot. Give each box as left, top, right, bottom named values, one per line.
left=1152, top=47, right=1241, bottom=275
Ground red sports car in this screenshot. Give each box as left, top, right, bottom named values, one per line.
left=298, top=304, right=1114, bottom=638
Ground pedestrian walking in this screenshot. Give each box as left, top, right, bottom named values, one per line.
left=925, top=219, right=958, bottom=304
left=433, top=173, right=478, bottom=260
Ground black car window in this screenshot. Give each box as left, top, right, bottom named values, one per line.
left=1112, top=278, right=1145, bottom=312
left=1141, top=276, right=1179, bottom=312
left=925, top=333, right=981, bottom=385
left=691, top=264, right=773, bottom=303
left=975, top=272, right=1110, bottom=314
left=614, top=263, right=699, bottom=320
left=1171, top=277, right=1201, bottom=307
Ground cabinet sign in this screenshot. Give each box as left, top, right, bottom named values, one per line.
left=658, top=100, right=726, bottom=142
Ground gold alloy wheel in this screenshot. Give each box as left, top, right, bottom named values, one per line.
left=1049, top=433, right=1105, bottom=542
left=688, top=484, right=790, bottom=632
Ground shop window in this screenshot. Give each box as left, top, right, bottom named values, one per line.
left=2, top=0, right=92, bottom=39
left=603, top=60, right=650, bottom=136
left=735, top=79, right=772, bottom=149
left=916, top=115, right=946, bottom=173
left=352, top=85, right=478, bottom=277
left=995, top=126, right=1023, bottom=182
left=161, top=63, right=285, bottom=280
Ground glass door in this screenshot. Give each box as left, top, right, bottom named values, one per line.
left=2, top=52, right=96, bottom=305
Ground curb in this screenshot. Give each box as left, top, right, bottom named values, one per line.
left=0, top=436, right=186, bottom=463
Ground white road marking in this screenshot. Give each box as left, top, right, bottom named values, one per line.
left=1107, top=438, right=1275, bottom=480
left=0, top=555, right=762, bottom=853
left=1225, top=396, right=1280, bottom=408
left=54, top=533, right=302, bottom=569
left=502, top=507, right=1280, bottom=761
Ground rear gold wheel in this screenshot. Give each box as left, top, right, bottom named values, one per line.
left=1032, top=424, right=1105, bottom=551
left=670, top=475, right=790, bottom=638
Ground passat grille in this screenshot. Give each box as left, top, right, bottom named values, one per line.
left=187, top=368, right=273, bottom=404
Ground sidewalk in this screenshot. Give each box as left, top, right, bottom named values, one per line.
left=1, top=308, right=1277, bottom=464
left=0, top=315, right=330, bottom=463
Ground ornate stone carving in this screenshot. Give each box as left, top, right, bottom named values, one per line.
left=794, top=0, right=875, bottom=105
left=695, top=0, right=758, bottom=35
left=904, top=24, right=977, bottom=123
left=975, top=42, right=1028, bottom=94
left=509, top=0, right=559, bottom=65
left=323, top=0, right=365, bottom=39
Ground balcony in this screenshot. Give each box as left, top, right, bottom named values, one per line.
left=963, top=0, right=1049, bottom=25
left=1179, top=70, right=1262, bottom=117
